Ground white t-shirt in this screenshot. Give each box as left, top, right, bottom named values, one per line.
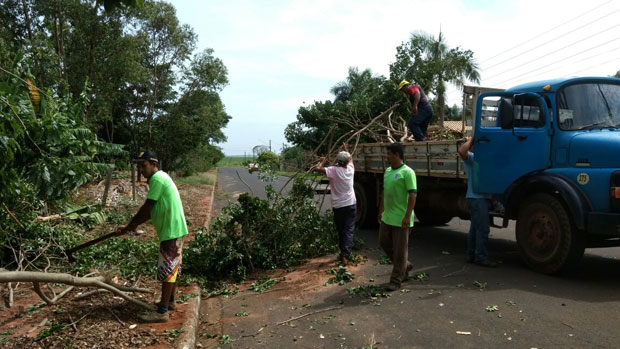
left=325, top=162, right=356, bottom=209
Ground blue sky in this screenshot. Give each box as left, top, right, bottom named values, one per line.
left=174, top=0, right=620, bottom=155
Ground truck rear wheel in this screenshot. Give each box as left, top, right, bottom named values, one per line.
left=516, top=193, right=585, bottom=274
left=415, top=208, right=452, bottom=226
left=354, top=181, right=378, bottom=228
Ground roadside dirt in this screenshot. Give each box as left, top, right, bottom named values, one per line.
left=1, top=172, right=213, bottom=348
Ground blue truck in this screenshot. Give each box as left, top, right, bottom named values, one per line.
left=352, top=77, right=620, bottom=274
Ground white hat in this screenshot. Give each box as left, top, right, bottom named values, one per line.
left=336, top=151, right=351, bottom=164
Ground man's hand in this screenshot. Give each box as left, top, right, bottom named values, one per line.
left=412, top=106, right=418, bottom=115
left=377, top=212, right=383, bottom=225
left=401, top=215, right=411, bottom=228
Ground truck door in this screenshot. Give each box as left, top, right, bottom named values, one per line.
left=473, top=92, right=551, bottom=194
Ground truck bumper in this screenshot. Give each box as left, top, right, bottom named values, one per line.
left=587, top=212, right=620, bottom=236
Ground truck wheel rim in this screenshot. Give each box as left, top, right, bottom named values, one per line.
left=524, top=211, right=560, bottom=262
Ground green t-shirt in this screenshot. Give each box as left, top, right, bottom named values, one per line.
left=382, top=164, right=417, bottom=227
left=146, top=171, right=189, bottom=241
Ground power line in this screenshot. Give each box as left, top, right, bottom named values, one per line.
left=483, top=7, right=620, bottom=72
left=492, top=38, right=620, bottom=87
left=483, top=22, right=620, bottom=84
left=479, top=0, right=613, bottom=65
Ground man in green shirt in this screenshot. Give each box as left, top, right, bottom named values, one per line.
left=378, top=143, right=417, bottom=291
left=116, top=150, right=189, bottom=323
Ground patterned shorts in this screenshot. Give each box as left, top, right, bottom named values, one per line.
left=157, top=238, right=183, bottom=283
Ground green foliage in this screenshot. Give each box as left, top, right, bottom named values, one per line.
left=249, top=276, right=276, bottom=292
left=411, top=271, right=429, bottom=281
left=378, top=255, right=392, bottom=265
left=176, top=293, right=198, bottom=304
left=256, top=151, right=279, bottom=170
left=324, top=266, right=355, bottom=286
left=347, top=285, right=391, bottom=299
left=163, top=329, right=185, bottom=338
left=285, top=68, right=400, bottom=152
left=280, top=145, right=306, bottom=170
left=71, top=236, right=158, bottom=278
left=183, top=179, right=338, bottom=282
left=389, top=30, right=480, bottom=124
left=35, top=320, right=67, bottom=342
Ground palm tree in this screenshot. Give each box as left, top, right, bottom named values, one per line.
left=330, top=67, right=374, bottom=103
left=391, top=31, right=480, bottom=127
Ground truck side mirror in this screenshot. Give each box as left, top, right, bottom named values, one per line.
left=499, top=97, right=514, bottom=129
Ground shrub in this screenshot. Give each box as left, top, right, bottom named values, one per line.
left=183, top=179, right=337, bottom=282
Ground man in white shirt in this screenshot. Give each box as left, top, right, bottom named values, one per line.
left=314, top=143, right=357, bottom=264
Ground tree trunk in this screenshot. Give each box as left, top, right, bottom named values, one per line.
left=437, top=93, right=445, bottom=128
left=0, top=271, right=154, bottom=310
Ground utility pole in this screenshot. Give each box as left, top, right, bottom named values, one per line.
left=269, top=140, right=271, bottom=152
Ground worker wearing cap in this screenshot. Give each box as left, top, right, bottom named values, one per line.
left=398, top=80, right=433, bottom=141
left=115, top=149, right=189, bottom=323
left=314, top=143, right=357, bottom=265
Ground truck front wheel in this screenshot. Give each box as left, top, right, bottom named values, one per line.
left=516, top=193, right=585, bottom=274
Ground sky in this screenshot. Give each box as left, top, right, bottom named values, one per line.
left=173, top=0, right=620, bottom=155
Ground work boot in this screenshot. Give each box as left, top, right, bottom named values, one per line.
left=137, top=310, right=169, bottom=323
left=385, top=282, right=401, bottom=292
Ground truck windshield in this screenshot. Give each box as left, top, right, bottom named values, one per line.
left=556, top=82, right=620, bottom=130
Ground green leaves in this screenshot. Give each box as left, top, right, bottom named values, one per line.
left=183, top=179, right=338, bottom=283
left=324, top=266, right=355, bottom=286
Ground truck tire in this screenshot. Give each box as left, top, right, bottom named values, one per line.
left=354, top=181, right=378, bottom=228
left=415, top=208, right=452, bottom=226
left=516, top=193, right=585, bottom=274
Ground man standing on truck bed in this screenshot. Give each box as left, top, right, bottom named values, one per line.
left=115, top=150, right=189, bottom=322
left=458, top=138, right=497, bottom=268
left=314, top=143, right=356, bottom=265
left=378, top=143, right=417, bottom=291
left=398, top=80, right=433, bottom=141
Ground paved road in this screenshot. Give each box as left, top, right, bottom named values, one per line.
left=206, top=167, right=620, bottom=348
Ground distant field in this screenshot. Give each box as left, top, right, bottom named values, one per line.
left=216, top=156, right=249, bottom=168
left=176, top=171, right=216, bottom=186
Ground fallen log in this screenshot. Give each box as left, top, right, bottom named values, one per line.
left=0, top=271, right=155, bottom=311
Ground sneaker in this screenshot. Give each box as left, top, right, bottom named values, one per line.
left=475, top=260, right=498, bottom=268
left=138, top=311, right=169, bottom=323
left=385, top=282, right=401, bottom=292
left=157, top=301, right=176, bottom=311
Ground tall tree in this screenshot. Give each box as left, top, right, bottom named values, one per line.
left=390, top=31, right=480, bottom=126
left=133, top=1, right=195, bottom=146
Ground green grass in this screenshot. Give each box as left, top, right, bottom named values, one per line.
left=176, top=172, right=216, bottom=186
left=216, top=156, right=248, bottom=168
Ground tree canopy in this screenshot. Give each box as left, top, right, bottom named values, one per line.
left=390, top=31, right=480, bottom=126
left=0, top=0, right=230, bottom=173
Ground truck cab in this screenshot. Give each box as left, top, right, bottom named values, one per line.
left=473, top=77, right=620, bottom=273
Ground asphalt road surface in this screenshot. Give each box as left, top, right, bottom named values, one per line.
left=211, top=167, right=620, bottom=348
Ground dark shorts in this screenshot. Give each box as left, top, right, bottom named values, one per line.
left=157, top=238, right=183, bottom=282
